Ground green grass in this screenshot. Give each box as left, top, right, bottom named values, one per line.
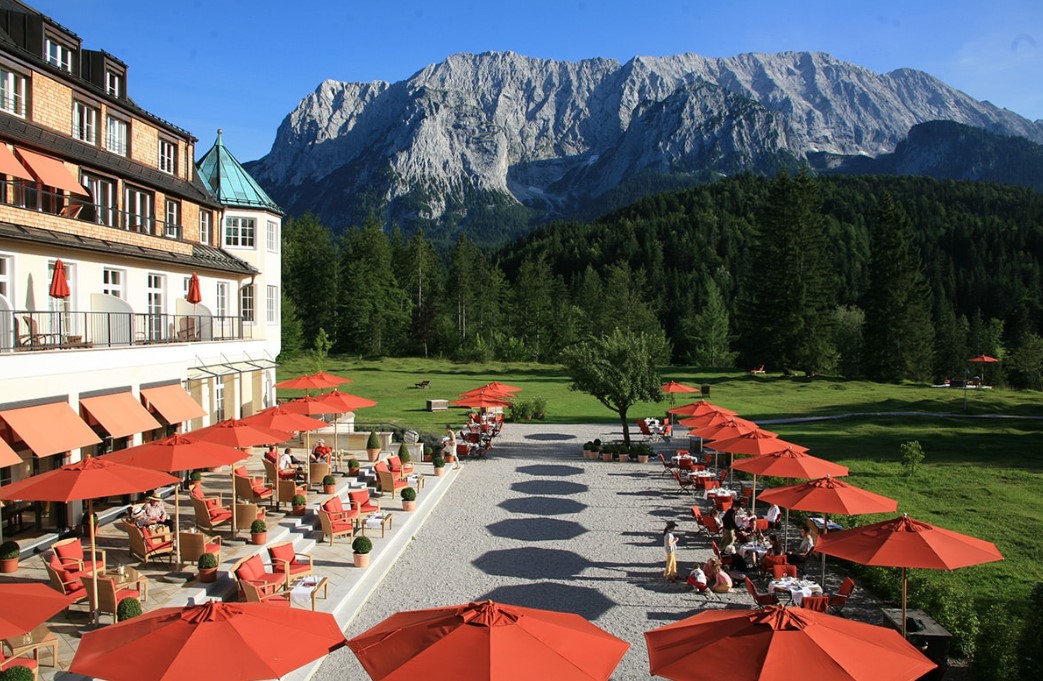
left=278, top=357, right=1043, bottom=613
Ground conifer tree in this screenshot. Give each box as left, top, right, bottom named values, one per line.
left=686, top=277, right=736, bottom=368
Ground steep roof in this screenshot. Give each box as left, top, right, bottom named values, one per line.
left=196, top=131, right=282, bottom=214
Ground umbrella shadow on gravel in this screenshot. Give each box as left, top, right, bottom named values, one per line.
left=523, top=433, right=578, bottom=441
left=474, top=547, right=590, bottom=580
left=477, top=582, right=616, bottom=620
left=515, top=464, right=584, bottom=477
left=499, top=496, right=587, bottom=516
left=487, top=518, right=587, bottom=542
left=510, top=480, right=588, bottom=496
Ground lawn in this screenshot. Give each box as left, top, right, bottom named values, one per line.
left=277, top=356, right=1043, bottom=613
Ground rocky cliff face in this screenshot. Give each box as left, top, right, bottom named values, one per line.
left=246, top=50, right=1043, bottom=239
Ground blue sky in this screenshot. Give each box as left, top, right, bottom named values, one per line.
left=31, top=0, right=1043, bottom=162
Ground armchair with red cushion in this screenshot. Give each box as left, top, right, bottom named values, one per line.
left=52, top=537, right=105, bottom=575
left=318, top=501, right=356, bottom=546
left=348, top=489, right=380, bottom=517
left=374, top=461, right=409, bottom=498
left=232, top=553, right=289, bottom=599
left=267, top=542, right=314, bottom=581
left=234, top=466, right=274, bottom=506
left=386, top=455, right=413, bottom=478
left=0, top=648, right=39, bottom=676
left=44, top=556, right=88, bottom=605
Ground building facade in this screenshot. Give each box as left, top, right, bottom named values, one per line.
left=0, top=0, right=281, bottom=534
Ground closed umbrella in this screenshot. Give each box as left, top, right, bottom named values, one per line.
left=348, top=600, right=629, bottom=681
left=0, top=583, right=76, bottom=639
left=185, top=272, right=202, bottom=339
left=815, top=514, right=1003, bottom=636
left=48, top=258, right=70, bottom=341
left=71, top=600, right=347, bottom=681
left=644, top=605, right=935, bottom=681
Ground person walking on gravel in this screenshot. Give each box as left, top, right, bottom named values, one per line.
left=663, top=521, right=679, bottom=582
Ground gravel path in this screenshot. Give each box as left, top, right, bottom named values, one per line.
left=314, top=423, right=884, bottom=680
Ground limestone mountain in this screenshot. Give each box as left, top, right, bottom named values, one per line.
left=245, top=50, right=1043, bottom=241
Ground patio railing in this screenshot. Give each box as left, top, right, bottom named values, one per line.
left=0, top=309, right=249, bottom=352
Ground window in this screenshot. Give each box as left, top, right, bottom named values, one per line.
left=102, top=268, right=124, bottom=298
left=240, top=284, right=254, bottom=323
left=106, top=116, right=128, bottom=156
left=158, top=138, right=177, bottom=175
left=146, top=273, right=164, bottom=341
left=216, top=282, right=228, bottom=318
left=124, top=185, right=153, bottom=233
left=164, top=199, right=181, bottom=238
left=224, top=216, right=255, bottom=248
left=266, top=285, right=278, bottom=323
left=199, top=210, right=212, bottom=244
left=266, top=220, right=279, bottom=252
left=213, top=380, right=225, bottom=422
left=105, top=70, right=122, bottom=97
left=45, top=38, right=72, bottom=72
left=0, top=255, right=10, bottom=299
left=0, top=67, right=26, bottom=117
left=81, top=173, right=115, bottom=226
left=73, top=101, right=98, bottom=145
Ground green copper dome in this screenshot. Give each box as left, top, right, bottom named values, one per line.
left=197, top=130, right=282, bottom=213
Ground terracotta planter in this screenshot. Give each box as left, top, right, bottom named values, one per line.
left=601, top=452, right=612, bottom=462
left=198, top=567, right=218, bottom=583
left=366, top=448, right=380, bottom=462
left=423, top=454, right=432, bottom=462
left=637, top=455, right=649, bottom=464
left=353, top=553, right=370, bottom=568
left=323, top=484, right=336, bottom=495
left=445, top=454, right=456, bottom=463
left=251, top=532, right=267, bottom=545
left=292, top=505, right=306, bottom=517
left=348, top=467, right=360, bottom=476
left=0, top=558, right=17, bottom=573
left=434, top=467, right=445, bottom=477
left=402, top=500, right=416, bottom=512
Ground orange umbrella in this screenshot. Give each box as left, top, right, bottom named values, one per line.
left=191, top=418, right=290, bottom=449
left=0, top=583, right=76, bottom=639
left=320, top=390, right=378, bottom=412
left=450, top=395, right=512, bottom=409
left=70, top=600, right=347, bottom=681
left=815, top=514, right=1003, bottom=636
left=668, top=401, right=735, bottom=418
left=481, top=381, right=521, bottom=393
left=186, top=272, right=202, bottom=305
left=689, top=418, right=766, bottom=441
left=660, top=381, right=697, bottom=404
left=281, top=396, right=346, bottom=454
left=644, top=605, right=935, bottom=681
left=708, top=433, right=808, bottom=514
left=459, top=385, right=515, bottom=398
left=275, top=371, right=351, bottom=392
left=967, top=355, right=1000, bottom=387
left=48, top=258, right=70, bottom=299
left=243, top=406, right=330, bottom=434
left=758, top=475, right=899, bottom=583
left=348, top=600, right=629, bottom=681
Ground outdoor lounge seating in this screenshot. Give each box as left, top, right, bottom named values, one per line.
left=179, top=531, right=222, bottom=569
left=0, top=648, right=39, bottom=679
left=828, top=576, right=856, bottom=615
left=190, top=493, right=233, bottom=533
left=374, top=461, right=408, bottom=498
left=52, top=538, right=105, bottom=575
left=670, top=469, right=694, bottom=494
left=308, top=461, right=331, bottom=491
left=267, top=542, right=314, bottom=581
left=772, top=564, right=798, bottom=580
left=240, top=578, right=292, bottom=607
left=386, top=455, right=414, bottom=477
left=318, top=508, right=355, bottom=546
left=273, top=477, right=307, bottom=510
left=232, top=554, right=289, bottom=598
left=263, top=458, right=299, bottom=484
left=234, top=466, right=275, bottom=506
left=124, top=521, right=174, bottom=565
left=235, top=503, right=267, bottom=533
left=348, top=489, right=380, bottom=518
left=745, top=576, right=779, bottom=607
left=44, top=558, right=88, bottom=607
left=84, top=574, right=146, bottom=625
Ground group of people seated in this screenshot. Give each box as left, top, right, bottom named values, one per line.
left=129, top=493, right=174, bottom=533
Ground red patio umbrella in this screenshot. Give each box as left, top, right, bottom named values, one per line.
left=815, top=514, right=1004, bottom=636
left=0, top=583, right=76, bottom=639
left=459, top=385, right=515, bottom=399
left=450, top=395, right=513, bottom=409
left=708, top=433, right=808, bottom=514
left=242, top=406, right=330, bottom=435
left=70, top=600, right=347, bottom=681
left=644, top=605, right=935, bottom=681
left=48, top=258, right=70, bottom=299
left=481, top=381, right=521, bottom=393
left=667, top=401, right=736, bottom=418
left=967, top=354, right=1000, bottom=387
left=275, top=371, right=352, bottom=393
left=660, top=381, right=698, bottom=404
left=348, top=600, right=629, bottom=681
left=0, top=457, right=178, bottom=621
left=758, top=475, right=899, bottom=583
left=186, top=272, right=202, bottom=305
left=320, top=389, right=378, bottom=413
left=191, top=418, right=290, bottom=449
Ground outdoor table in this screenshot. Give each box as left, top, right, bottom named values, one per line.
left=113, top=565, right=148, bottom=601
left=768, top=577, right=822, bottom=605
left=407, top=474, right=425, bottom=491
left=880, top=607, right=951, bottom=680
left=738, top=543, right=768, bottom=560
left=3, top=624, right=58, bottom=668
left=362, top=511, right=394, bottom=538
left=290, top=575, right=329, bottom=610
left=686, top=470, right=716, bottom=481
left=706, top=488, right=736, bottom=500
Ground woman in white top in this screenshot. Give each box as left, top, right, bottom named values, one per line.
left=663, top=521, right=679, bottom=582
left=765, top=503, right=782, bottom=528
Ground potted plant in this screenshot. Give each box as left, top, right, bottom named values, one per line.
left=601, top=444, right=614, bottom=462
left=365, top=431, right=381, bottom=462
left=197, top=552, right=219, bottom=583
left=0, top=665, right=35, bottom=681
left=322, top=474, right=337, bottom=495
left=400, top=486, right=417, bottom=511
left=352, top=536, right=372, bottom=568
left=291, top=494, right=308, bottom=516
left=347, top=457, right=360, bottom=476
left=0, top=540, right=19, bottom=573
left=398, top=442, right=412, bottom=465
left=633, top=443, right=652, bottom=464
left=423, top=445, right=433, bottom=463
left=582, top=441, right=593, bottom=458
left=432, top=455, right=446, bottom=476
left=250, top=519, right=268, bottom=545
left=116, top=597, right=142, bottom=621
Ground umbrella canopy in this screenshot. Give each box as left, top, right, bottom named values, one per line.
left=275, top=371, right=351, bottom=391
left=281, top=395, right=345, bottom=417
left=348, top=600, right=629, bottom=681
left=730, top=447, right=849, bottom=480
left=757, top=475, right=898, bottom=517
left=481, top=381, right=521, bottom=393
left=815, top=514, right=1004, bottom=636
left=690, top=419, right=769, bottom=442
left=104, top=435, right=246, bottom=472
left=668, top=401, right=736, bottom=418
left=451, top=395, right=513, bottom=409
left=319, top=389, right=378, bottom=412
left=191, top=418, right=290, bottom=449
left=459, top=385, right=516, bottom=399
left=660, top=381, right=698, bottom=394
left=708, top=431, right=804, bottom=457
left=70, top=600, right=347, bottom=681
left=678, top=413, right=756, bottom=432
left=0, top=583, right=77, bottom=639
left=0, top=456, right=178, bottom=503
left=644, top=605, right=935, bottom=681
left=967, top=355, right=999, bottom=364
left=242, top=406, right=330, bottom=434
left=186, top=272, right=202, bottom=305
left=48, top=258, right=70, bottom=299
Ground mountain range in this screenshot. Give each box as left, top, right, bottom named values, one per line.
left=245, top=50, right=1043, bottom=241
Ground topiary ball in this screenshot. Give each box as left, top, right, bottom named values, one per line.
left=0, top=665, right=36, bottom=681
left=352, top=536, right=372, bottom=554
left=401, top=487, right=417, bottom=501
left=117, top=597, right=143, bottom=621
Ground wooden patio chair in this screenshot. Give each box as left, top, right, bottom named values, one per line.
left=44, top=558, right=88, bottom=608
left=239, top=578, right=292, bottom=607
left=374, top=461, right=408, bottom=498
left=83, top=574, right=146, bottom=625
left=318, top=508, right=355, bottom=546
left=267, top=541, right=313, bottom=582
left=190, top=494, right=233, bottom=533
left=52, top=537, right=105, bottom=575
left=233, top=466, right=275, bottom=507
left=123, top=521, right=174, bottom=565
left=178, top=531, right=221, bottom=569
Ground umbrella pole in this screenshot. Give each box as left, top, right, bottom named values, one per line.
left=89, top=498, right=98, bottom=623
left=174, top=486, right=181, bottom=566
left=751, top=473, right=757, bottom=517
left=784, top=508, right=790, bottom=552
left=230, top=469, right=237, bottom=540
left=902, top=567, right=908, bottom=637
left=820, top=513, right=829, bottom=586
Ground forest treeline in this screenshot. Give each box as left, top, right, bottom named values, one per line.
left=279, top=172, right=1043, bottom=388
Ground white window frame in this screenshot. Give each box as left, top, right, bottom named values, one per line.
left=105, top=70, right=121, bottom=97
left=216, top=281, right=228, bottom=318
left=124, top=185, right=153, bottom=233
left=73, top=101, right=98, bottom=145
left=266, top=220, right=279, bottom=252
left=48, top=259, right=76, bottom=334
left=213, top=379, right=225, bottom=422
left=106, top=115, right=128, bottom=157
left=158, top=138, right=177, bottom=175
left=240, top=284, right=254, bottom=323
left=164, top=199, right=180, bottom=239
left=199, top=210, right=212, bottom=244
left=266, top=285, right=277, bottom=324
left=0, top=67, right=26, bottom=117
left=146, top=272, right=165, bottom=341
left=45, top=38, right=72, bottom=72
left=224, top=216, right=255, bottom=248
left=80, top=172, right=115, bottom=227
left=102, top=268, right=124, bottom=299
left=0, top=254, right=11, bottom=300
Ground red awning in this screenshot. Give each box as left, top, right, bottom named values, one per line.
left=0, top=402, right=101, bottom=457
left=0, top=144, right=33, bottom=182
left=80, top=392, right=161, bottom=438
left=0, top=437, right=21, bottom=467
left=15, top=147, right=88, bottom=195
left=140, top=385, right=206, bottom=424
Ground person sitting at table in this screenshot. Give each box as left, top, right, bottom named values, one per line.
left=786, top=527, right=815, bottom=566
left=708, top=558, right=733, bottom=593
left=141, top=494, right=173, bottom=532
left=311, top=439, right=332, bottom=463
left=280, top=447, right=305, bottom=479
left=723, top=500, right=751, bottom=543
left=264, top=444, right=278, bottom=463
left=765, top=503, right=782, bottom=529
left=721, top=536, right=752, bottom=576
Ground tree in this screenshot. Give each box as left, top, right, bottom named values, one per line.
left=832, top=305, right=865, bottom=377
left=278, top=291, right=304, bottom=360
left=685, top=277, right=736, bottom=367
left=561, top=328, right=669, bottom=447
left=863, top=193, right=935, bottom=382
left=401, top=229, right=446, bottom=357
left=281, top=214, right=339, bottom=344
left=1007, top=332, right=1043, bottom=390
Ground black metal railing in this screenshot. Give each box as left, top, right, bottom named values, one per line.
left=1, top=309, right=249, bottom=352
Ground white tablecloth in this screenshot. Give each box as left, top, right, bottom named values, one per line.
left=769, top=578, right=822, bottom=605
left=739, top=543, right=768, bottom=559
left=291, top=576, right=321, bottom=607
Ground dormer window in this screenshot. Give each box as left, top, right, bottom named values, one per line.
left=45, top=38, right=73, bottom=72
left=105, top=70, right=122, bottom=97
left=158, top=138, right=177, bottom=175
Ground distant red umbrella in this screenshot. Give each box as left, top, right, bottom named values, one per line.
left=689, top=418, right=767, bottom=441
left=482, top=381, right=521, bottom=393
left=71, top=600, right=347, bottom=681
left=281, top=395, right=344, bottom=418
left=967, top=355, right=1000, bottom=387
left=660, top=381, right=698, bottom=404
left=0, top=583, right=76, bottom=639
left=677, top=412, right=749, bottom=430
left=451, top=395, right=512, bottom=409
left=644, top=605, right=935, bottom=681
left=348, top=600, right=629, bottom=681
left=275, top=371, right=348, bottom=392
left=668, top=401, right=736, bottom=418
left=816, top=514, right=1003, bottom=636
left=731, top=446, right=848, bottom=480
left=186, top=272, right=202, bottom=305
left=48, top=258, right=70, bottom=299
left=459, top=385, right=515, bottom=399
left=320, top=390, right=377, bottom=412
left=708, top=433, right=807, bottom=514
left=242, top=406, right=330, bottom=435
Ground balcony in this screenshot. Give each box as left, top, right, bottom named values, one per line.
left=1, top=309, right=249, bottom=352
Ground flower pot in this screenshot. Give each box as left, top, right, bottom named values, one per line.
left=353, top=553, right=370, bottom=568
left=601, top=452, right=612, bottom=462
left=423, top=454, right=432, bottom=463
left=402, top=500, right=416, bottom=512
left=323, top=484, right=336, bottom=495
left=292, top=505, right=306, bottom=517
left=0, top=558, right=17, bottom=573
left=348, top=467, right=360, bottom=476
left=637, top=455, right=649, bottom=464
left=251, top=532, right=267, bottom=545
left=434, top=468, right=445, bottom=477
left=366, top=448, right=380, bottom=462
left=198, top=567, right=218, bottom=583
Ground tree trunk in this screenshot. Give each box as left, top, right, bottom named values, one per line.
left=619, top=411, right=631, bottom=448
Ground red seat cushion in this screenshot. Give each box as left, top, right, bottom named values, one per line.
left=236, top=554, right=265, bottom=581
left=323, top=497, right=343, bottom=513
left=330, top=520, right=353, bottom=532
left=268, top=543, right=296, bottom=572
left=0, top=656, right=38, bottom=672
left=204, top=498, right=219, bottom=509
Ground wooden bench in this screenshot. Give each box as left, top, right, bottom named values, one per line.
left=414, top=379, right=431, bottom=389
